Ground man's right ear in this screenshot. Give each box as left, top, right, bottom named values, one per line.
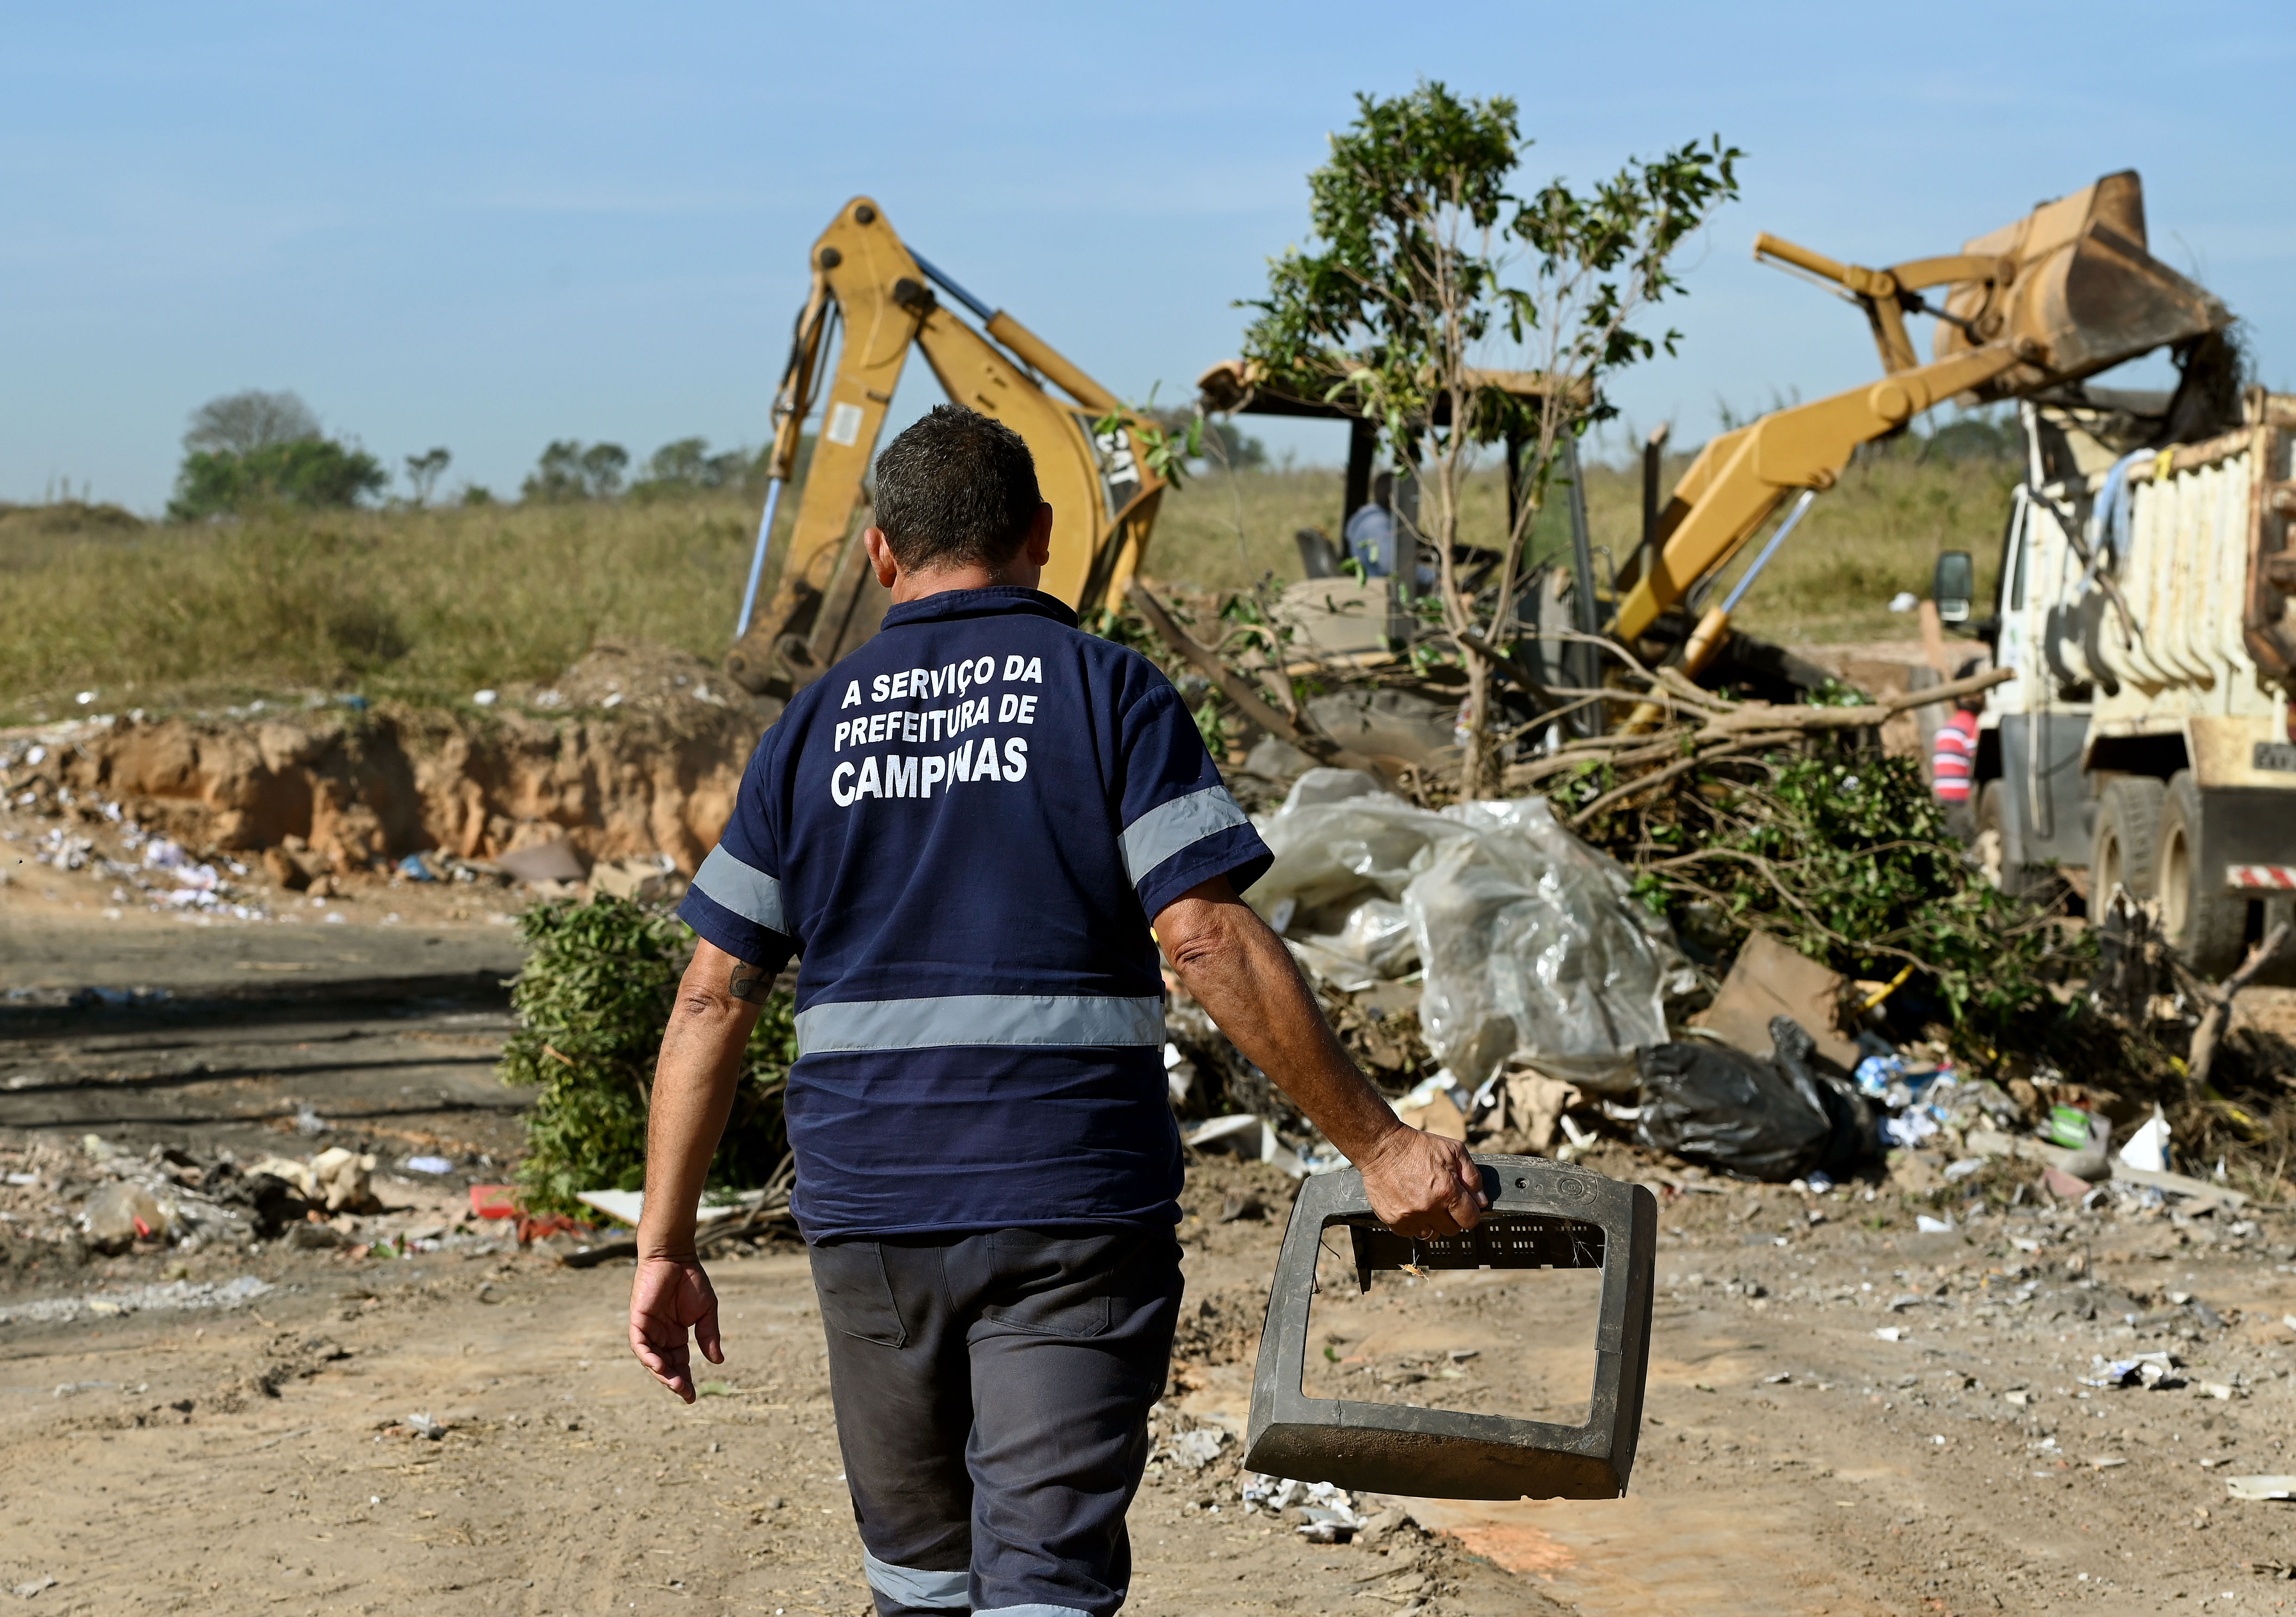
left=864, top=527, right=900, bottom=588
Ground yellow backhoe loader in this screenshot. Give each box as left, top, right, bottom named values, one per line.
left=725, top=197, right=1170, bottom=701
left=1612, top=170, right=2231, bottom=684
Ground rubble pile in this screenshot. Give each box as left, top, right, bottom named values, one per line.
left=1117, top=589, right=2294, bottom=1210
left=0, top=1131, right=521, bottom=1279
left=0, top=638, right=762, bottom=904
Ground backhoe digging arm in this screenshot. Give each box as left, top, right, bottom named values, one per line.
left=1612, top=342, right=2029, bottom=647
left=1610, top=170, right=2230, bottom=666
left=726, top=197, right=1168, bottom=700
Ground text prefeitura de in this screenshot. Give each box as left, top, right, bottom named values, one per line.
left=826, top=654, right=1045, bottom=806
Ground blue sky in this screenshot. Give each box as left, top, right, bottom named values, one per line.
left=5, top=1, right=2292, bottom=513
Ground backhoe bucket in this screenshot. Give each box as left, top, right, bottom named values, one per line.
left=1938, top=170, right=2230, bottom=400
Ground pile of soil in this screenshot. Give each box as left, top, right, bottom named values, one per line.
left=3, top=642, right=777, bottom=875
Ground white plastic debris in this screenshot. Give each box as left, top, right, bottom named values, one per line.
left=1887, top=592, right=1919, bottom=613
left=2117, top=1105, right=2171, bottom=1173
left=1240, top=1474, right=1364, bottom=1539
left=1915, top=1214, right=1954, bottom=1234
left=1246, top=770, right=1680, bottom=1087
left=2226, top=1475, right=2296, bottom=1501
left=1185, top=1114, right=1279, bottom=1164
left=1165, top=1428, right=1227, bottom=1471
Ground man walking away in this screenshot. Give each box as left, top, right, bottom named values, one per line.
left=630, top=404, right=1483, bottom=1617
left=1932, top=655, right=1986, bottom=841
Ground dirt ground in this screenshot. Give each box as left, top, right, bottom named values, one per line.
left=8, top=909, right=2296, bottom=1616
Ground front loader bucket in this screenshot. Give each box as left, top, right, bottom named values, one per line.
left=1938, top=171, right=2230, bottom=401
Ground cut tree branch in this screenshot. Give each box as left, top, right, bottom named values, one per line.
left=1567, top=728, right=1801, bottom=828
left=1455, top=627, right=1561, bottom=709
left=1127, top=581, right=1392, bottom=779
left=2187, top=921, right=2290, bottom=1092
left=1694, top=666, right=2014, bottom=737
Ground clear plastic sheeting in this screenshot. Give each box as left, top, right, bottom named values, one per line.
left=1302, top=897, right=1416, bottom=978
left=1246, top=770, right=1681, bottom=1088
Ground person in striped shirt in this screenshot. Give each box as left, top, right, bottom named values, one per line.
left=1931, top=657, right=1986, bottom=840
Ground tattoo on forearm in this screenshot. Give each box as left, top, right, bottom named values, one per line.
left=728, top=964, right=770, bottom=1004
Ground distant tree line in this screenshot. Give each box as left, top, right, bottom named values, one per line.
left=161, top=389, right=1041, bottom=523
left=518, top=435, right=801, bottom=504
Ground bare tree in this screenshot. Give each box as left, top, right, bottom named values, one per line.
left=404, top=447, right=452, bottom=506
left=184, top=389, right=321, bottom=456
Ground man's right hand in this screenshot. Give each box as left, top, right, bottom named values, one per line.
left=630, top=1255, right=723, bottom=1404
left=1355, top=1125, right=1487, bottom=1238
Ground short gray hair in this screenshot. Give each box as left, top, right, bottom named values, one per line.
left=872, top=405, right=1042, bottom=571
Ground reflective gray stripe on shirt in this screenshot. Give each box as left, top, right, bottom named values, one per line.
left=1119, top=785, right=1249, bottom=888
left=692, top=845, right=785, bottom=935
left=861, top=1551, right=968, bottom=1611
left=795, top=994, right=1165, bottom=1057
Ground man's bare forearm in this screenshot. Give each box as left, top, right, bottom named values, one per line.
left=637, top=940, right=765, bottom=1259
left=1155, top=888, right=1403, bottom=1163
left=1155, top=875, right=1485, bottom=1236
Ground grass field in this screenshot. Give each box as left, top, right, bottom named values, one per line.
left=0, top=444, right=2016, bottom=722
left=1147, top=445, right=2019, bottom=645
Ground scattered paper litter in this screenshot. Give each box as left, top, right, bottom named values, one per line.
left=2225, top=1475, right=2296, bottom=1502
left=574, top=1188, right=763, bottom=1228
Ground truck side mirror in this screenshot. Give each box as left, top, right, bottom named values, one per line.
left=1933, top=550, right=1975, bottom=624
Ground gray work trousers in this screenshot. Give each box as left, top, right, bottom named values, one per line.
left=808, top=1227, right=1184, bottom=1617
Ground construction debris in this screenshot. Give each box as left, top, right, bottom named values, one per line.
left=1248, top=768, right=1682, bottom=1089
left=1691, top=931, right=1861, bottom=1071
left=1113, top=555, right=2291, bottom=1205
left=1636, top=1017, right=1872, bottom=1182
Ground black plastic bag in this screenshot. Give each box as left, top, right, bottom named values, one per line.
left=1636, top=1016, right=1873, bottom=1181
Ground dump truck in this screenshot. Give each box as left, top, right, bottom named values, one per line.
left=1950, top=384, right=2296, bottom=974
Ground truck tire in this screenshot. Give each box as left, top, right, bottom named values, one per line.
left=2090, top=774, right=2165, bottom=905
left=2157, top=769, right=2249, bottom=977
left=1974, top=779, right=2025, bottom=895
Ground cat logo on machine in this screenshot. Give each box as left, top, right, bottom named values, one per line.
left=1086, top=415, right=1142, bottom=518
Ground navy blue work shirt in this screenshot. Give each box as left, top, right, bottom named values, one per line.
left=677, top=586, right=1271, bottom=1241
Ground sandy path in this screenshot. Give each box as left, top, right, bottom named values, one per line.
left=6, top=1166, right=2295, bottom=1616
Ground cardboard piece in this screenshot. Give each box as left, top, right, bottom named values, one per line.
left=574, top=1188, right=762, bottom=1228
left=1397, top=1089, right=1468, bottom=1142
left=497, top=839, right=588, bottom=885
left=1503, top=1073, right=1583, bottom=1154
left=1689, top=932, right=1861, bottom=1071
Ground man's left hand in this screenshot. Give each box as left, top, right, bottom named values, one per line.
left=630, top=1255, right=723, bottom=1403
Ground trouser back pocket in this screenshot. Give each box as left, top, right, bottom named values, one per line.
left=810, top=1240, right=908, bottom=1347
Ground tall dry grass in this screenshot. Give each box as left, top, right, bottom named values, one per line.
left=1146, top=446, right=2019, bottom=647
left=0, top=444, right=2015, bottom=720
left=0, top=499, right=788, bottom=720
